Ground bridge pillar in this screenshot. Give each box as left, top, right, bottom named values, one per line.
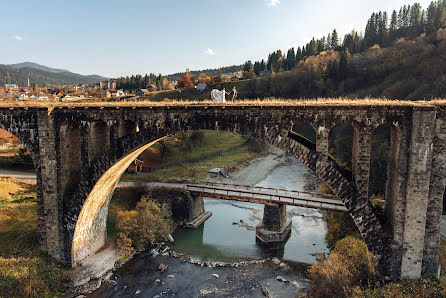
left=36, top=111, right=64, bottom=262
left=256, top=203, right=291, bottom=243
left=398, top=109, right=437, bottom=279
left=352, top=128, right=372, bottom=200
left=183, top=195, right=212, bottom=228
left=422, top=116, right=446, bottom=276
left=316, top=126, right=329, bottom=155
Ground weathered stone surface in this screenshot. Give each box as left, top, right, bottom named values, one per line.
left=0, top=104, right=444, bottom=280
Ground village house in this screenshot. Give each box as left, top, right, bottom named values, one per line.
left=99, top=90, right=111, bottom=99
left=109, top=89, right=125, bottom=98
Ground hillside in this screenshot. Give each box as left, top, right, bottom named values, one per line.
left=0, top=63, right=107, bottom=86
left=218, top=29, right=446, bottom=101
left=164, top=64, right=243, bottom=81
left=8, top=62, right=69, bottom=74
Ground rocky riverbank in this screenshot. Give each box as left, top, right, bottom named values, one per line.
left=69, top=145, right=321, bottom=297
left=88, top=245, right=311, bottom=297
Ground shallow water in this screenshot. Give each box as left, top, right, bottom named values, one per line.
left=88, top=154, right=327, bottom=297
left=172, top=155, right=329, bottom=265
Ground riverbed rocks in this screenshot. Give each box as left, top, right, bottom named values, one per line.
left=158, top=263, right=168, bottom=272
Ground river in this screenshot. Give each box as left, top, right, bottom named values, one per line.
left=89, top=147, right=328, bottom=297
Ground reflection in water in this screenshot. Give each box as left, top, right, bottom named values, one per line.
left=172, top=155, right=329, bottom=265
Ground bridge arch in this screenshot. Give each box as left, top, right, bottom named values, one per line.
left=117, top=119, right=137, bottom=139
left=328, top=123, right=354, bottom=171
left=88, top=120, right=110, bottom=162
left=70, top=122, right=387, bottom=267
left=58, top=120, right=82, bottom=201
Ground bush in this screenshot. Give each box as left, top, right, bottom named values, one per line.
left=189, top=131, right=205, bottom=146
left=14, top=147, right=33, bottom=165
left=246, top=138, right=266, bottom=154
left=308, top=237, right=378, bottom=297
left=116, top=196, right=171, bottom=257
left=325, top=211, right=361, bottom=249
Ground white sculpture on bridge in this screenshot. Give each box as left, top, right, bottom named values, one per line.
left=211, top=88, right=228, bottom=103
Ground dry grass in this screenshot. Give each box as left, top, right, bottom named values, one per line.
left=0, top=176, right=68, bottom=297
left=1, top=97, right=446, bottom=109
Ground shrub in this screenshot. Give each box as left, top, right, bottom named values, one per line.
left=189, top=131, right=205, bottom=146
left=325, top=212, right=361, bottom=249
left=308, top=237, right=378, bottom=297
left=246, top=138, right=266, bottom=154
left=116, top=196, right=171, bottom=257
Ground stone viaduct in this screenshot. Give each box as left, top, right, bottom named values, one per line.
left=0, top=103, right=445, bottom=280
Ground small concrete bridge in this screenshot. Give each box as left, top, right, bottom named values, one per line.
left=121, top=180, right=346, bottom=243
left=183, top=181, right=346, bottom=212
left=123, top=180, right=346, bottom=212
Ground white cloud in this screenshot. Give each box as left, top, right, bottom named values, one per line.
left=203, top=48, right=216, bottom=56
left=13, top=35, right=23, bottom=41
left=266, top=0, right=280, bottom=7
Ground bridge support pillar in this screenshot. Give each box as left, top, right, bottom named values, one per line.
left=352, top=129, right=372, bottom=200
left=183, top=195, right=212, bottom=228
left=256, top=203, right=291, bottom=243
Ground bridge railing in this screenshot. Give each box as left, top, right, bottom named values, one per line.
left=166, top=178, right=337, bottom=200
left=185, top=184, right=347, bottom=212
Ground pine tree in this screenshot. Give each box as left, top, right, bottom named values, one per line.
left=338, top=49, right=350, bottom=81
left=390, top=10, right=398, bottom=31
left=260, top=59, right=266, bottom=72
left=331, top=29, right=339, bottom=50
left=253, top=61, right=261, bottom=76
left=243, top=60, right=253, bottom=72
left=286, top=48, right=296, bottom=70
left=326, top=33, right=332, bottom=50
left=296, top=47, right=303, bottom=62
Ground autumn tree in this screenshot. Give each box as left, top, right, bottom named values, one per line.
left=116, top=196, right=171, bottom=259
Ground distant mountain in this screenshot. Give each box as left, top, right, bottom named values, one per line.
left=0, top=62, right=107, bottom=86
left=8, top=62, right=70, bottom=74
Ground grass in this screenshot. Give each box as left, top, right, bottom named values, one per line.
left=0, top=176, right=69, bottom=297
left=1, top=97, right=446, bottom=108
left=122, top=130, right=267, bottom=182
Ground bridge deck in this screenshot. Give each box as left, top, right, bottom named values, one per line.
left=184, top=182, right=347, bottom=212
left=119, top=180, right=347, bottom=212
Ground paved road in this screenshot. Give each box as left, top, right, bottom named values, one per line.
left=0, top=169, right=36, bottom=182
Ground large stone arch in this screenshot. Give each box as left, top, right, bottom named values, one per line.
left=70, top=117, right=388, bottom=269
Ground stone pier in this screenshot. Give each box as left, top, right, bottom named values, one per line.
left=256, top=203, right=292, bottom=243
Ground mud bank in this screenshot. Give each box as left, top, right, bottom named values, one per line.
left=208, top=145, right=287, bottom=185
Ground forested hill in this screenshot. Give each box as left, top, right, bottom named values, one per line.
left=220, top=0, right=446, bottom=100
left=224, top=29, right=446, bottom=100
left=164, top=65, right=243, bottom=81
left=0, top=64, right=107, bottom=86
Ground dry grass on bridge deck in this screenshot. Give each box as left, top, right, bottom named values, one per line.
left=1, top=98, right=446, bottom=109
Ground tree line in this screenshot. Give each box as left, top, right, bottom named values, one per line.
left=242, top=1, right=446, bottom=77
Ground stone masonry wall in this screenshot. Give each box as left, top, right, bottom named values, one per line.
left=0, top=103, right=445, bottom=280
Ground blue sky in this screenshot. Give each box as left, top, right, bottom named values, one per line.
left=0, top=0, right=433, bottom=78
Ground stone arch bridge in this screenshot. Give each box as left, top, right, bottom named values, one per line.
left=0, top=103, right=445, bottom=280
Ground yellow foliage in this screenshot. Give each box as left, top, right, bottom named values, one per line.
left=308, top=237, right=377, bottom=297
left=116, top=196, right=171, bottom=256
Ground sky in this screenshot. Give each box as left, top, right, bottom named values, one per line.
left=0, top=0, right=433, bottom=78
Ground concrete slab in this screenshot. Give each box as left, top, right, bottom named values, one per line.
left=184, top=211, right=212, bottom=228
